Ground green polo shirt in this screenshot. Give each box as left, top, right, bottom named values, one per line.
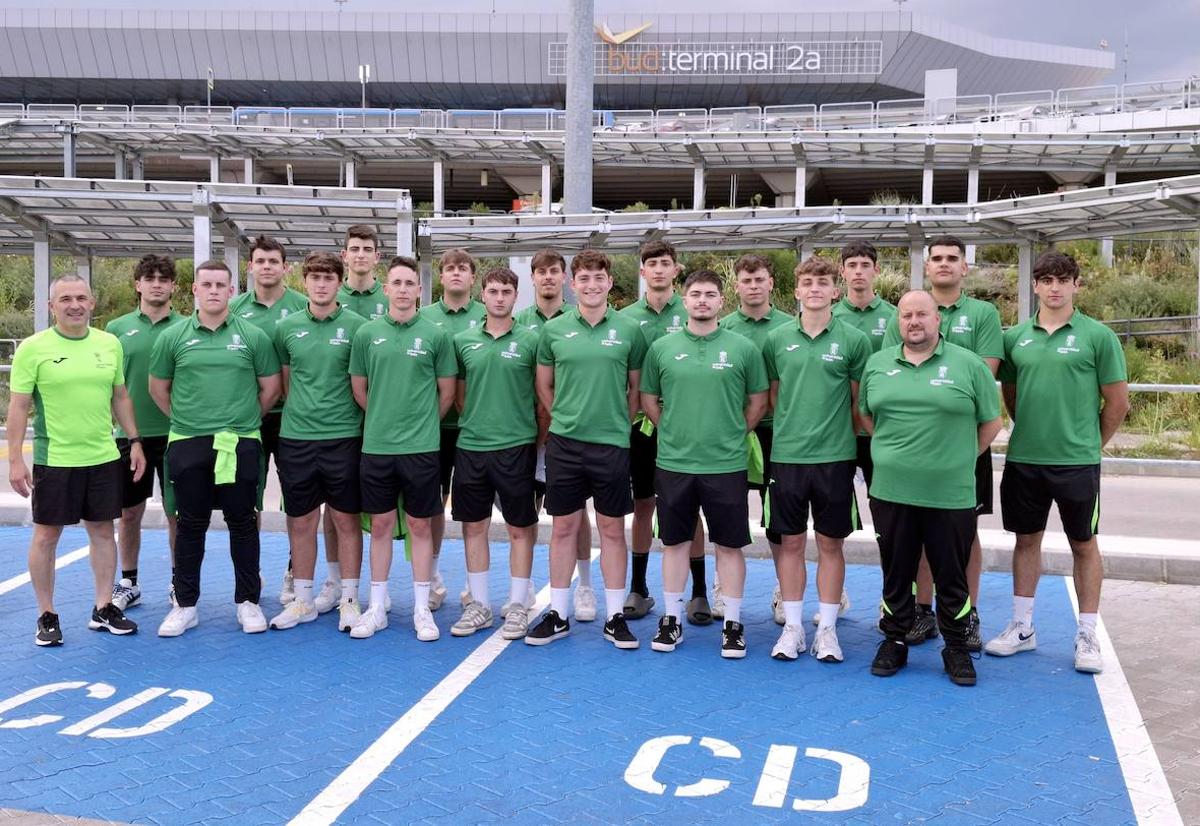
left=764, top=317, right=871, bottom=464
left=273, top=304, right=367, bottom=441
left=455, top=322, right=541, bottom=452
left=536, top=307, right=647, bottom=449
left=640, top=327, right=768, bottom=474
left=514, top=303, right=567, bottom=330
left=337, top=280, right=386, bottom=321
left=230, top=287, right=308, bottom=414
left=883, top=293, right=1003, bottom=361
left=859, top=340, right=999, bottom=510
left=10, top=327, right=124, bottom=467
left=105, top=308, right=182, bottom=438
left=619, top=293, right=686, bottom=345
left=832, top=295, right=897, bottom=354
left=349, top=313, right=456, bottom=455
left=1000, top=310, right=1127, bottom=466
left=420, top=298, right=486, bottom=429
left=149, top=314, right=280, bottom=437
left=719, top=305, right=793, bottom=428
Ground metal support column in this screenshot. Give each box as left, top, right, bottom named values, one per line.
left=62, top=127, right=77, bottom=178
left=1101, top=167, right=1117, bottom=266
left=221, top=227, right=241, bottom=295
left=922, top=164, right=934, bottom=206
left=343, top=159, right=356, bottom=188
left=396, top=194, right=414, bottom=258
left=966, top=162, right=980, bottom=265
left=563, top=0, right=594, bottom=214
left=541, top=162, right=553, bottom=215
left=75, top=255, right=92, bottom=286
left=433, top=160, right=445, bottom=217
left=693, top=163, right=706, bottom=210
left=1017, top=241, right=1034, bottom=322
left=209, top=156, right=221, bottom=184
left=799, top=242, right=814, bottom=262
left=243, top=158, right=255, bottom=185
left=114, top=153, right=127, bottom=180
left=130, top=155, right=144, bottom=180
left=794, top=164, right=807, bottom=208
left=192, top=190, right=212, bottom=267
left=909, top=242, right=925, bottom=290
left=33, top=232, right=51, bottom=332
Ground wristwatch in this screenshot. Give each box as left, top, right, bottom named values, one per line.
left=128, top=436, right=144, bottom=445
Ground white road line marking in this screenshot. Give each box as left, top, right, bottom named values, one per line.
left=1065, top=576, right=1183, bottom=826
left=290, top=547, right=601, bottom=826
left=0, top=545, right=91, bottom=597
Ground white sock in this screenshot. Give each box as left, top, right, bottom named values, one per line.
left=605, top=588, right=624, bottom=619
left=818, top=601, right=839, bottom=630
left=664, top=591, right=685, bottom=621
left=370, top=581, right=388, bottom=611
left=723, top=596, right=743, bottom=625
left=575, top=559, right=592, bottom=587
left=550, top=587, right=571, bottom=618
left=1013, top=595, right=1035, bottom=626
left=430, top=554, right=441, bottom=580
left=294, top=578, right=314, bottom=605
left=324, top=569, right=342, bottom=587
left=1078, top=612, right=1098, bottom=633
left=782, top=600, right=804, bottom=627
left=467, top=571, right=489, bottom=604
left=341, top=578, right=359, bottom=603
left=509, top=577, right=531, bottom=607
left=412, top=581, right=430, bottom=611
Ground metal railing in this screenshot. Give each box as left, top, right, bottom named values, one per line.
left=1105, top=315, right=1200, bottom=342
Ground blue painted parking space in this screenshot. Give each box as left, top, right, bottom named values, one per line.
left=0, top=528, right=1137, bottom=824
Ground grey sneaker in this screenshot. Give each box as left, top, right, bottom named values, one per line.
left=500, top=606, right=529, bottom=640
left=451, top=600, right=494, bottom=637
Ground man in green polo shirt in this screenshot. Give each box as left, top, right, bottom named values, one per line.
left=763, top=256, right=871, bottom=664
left=350, top=256, right=457, bottom=642
left=149, top=261, right=281, bottom=638
left=419, top=247, right=486, bottom=612
left=9, top=274, right=143, bottom=646
left=985, top=251, right=1129, bottom=674
left=860, top=290, right=1002, bottom=686
left=641, top=269, right=768, bottom=659
left=268, top=252, right=368, bottom=632
left=105, top=253, right=182, bottom=612
left=883, top=234, right=1002, bottom=650
left=527, top=249, right=646, bottom=649
left=337, top=224, right=386, bottom=321
left=450, top=267, right=542, bottom=640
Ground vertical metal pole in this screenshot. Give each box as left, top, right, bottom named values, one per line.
left=922, top=163, right=934, bottom=206
left=966, top=162, right=980, bottom=265
left=222, top=228, right=241, bottom=295
left=433, top=160, right=445, bottom=217
left=541, top=162, right=553, bottom=215
left=343, top=159, right=356, bottom=188
left=692, top=163, right=706, bottom=210
left=114, top=153, right=127, bottom=180
left=192, top=190, right=212, bottom=267
left=75, top=254, right=92, bottom=286
left=395, top=194, right=414, bottom=257
left=243, top=158, right=255, bottom=185
left=1194, top=229, right=1200, bottom=357
left=1101, top=167, right=1117, bottom=266
left=209, top=155, right=220, bottom=183
left=909, top=242, right=924, bottom=290
left=130, top=155, right=145, bottom=180
left=794, top=164, right=807, bottom=208
left=63, top=127, right=77, bottom=178
left=799, top=242, right=814, bottom=261
left=33, top=232, right=51, bottom=332
left=564, top=0, right=595, bottom=214
left=1017, top=241, right=1034, bottom=322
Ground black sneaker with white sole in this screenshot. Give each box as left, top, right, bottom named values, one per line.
left=942, top=646, right=978, bottom=686
left=720, top=620, right=747, bottom=659
left=35, top=611, right=63, bottom=647
left=88, top=603, right=138, bottom=636
left=603, top=613, right=639, bottom=650
left=871, top=639, right=909, bottom=676
left=650, top=616, right=683, bottom=652
left=523, top=609, right=569, bottom=646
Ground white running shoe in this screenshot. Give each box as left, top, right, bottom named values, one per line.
left=1074, top=628, right=1104, bottom=674
left=984, top=621, right=1037, bottom=657
left=771, top=623, right=806, bottom=661
left=312, top=580, right=341, bottom=615
left=711, top=580, right=726, bottom=619
left=158, top=605, right=198, bottom=637
left=237, top=601, right=268, bottom=634
left=414, top=605, right=440, bottom=641
left=500, top=606, right=529, bottom=640
left=451, top=600, right=494, bottom=637
left=279, top=570, right=295, bottom=605
left=338, top=598, right=361, bottom=633
left=573, top=584, right=597, bottom=622
left=112, top=578, right=141, bottom=611
left=269, top=600, right=317, bottom=630
left=811, top=624, right=844, bottom=663
left=367, top=592, right=393, bottom=613
left=350, top=604, right=388, bottom=639
left=812, top=588, right=853, bottom=625
left=772, top=585, right=785, bottom=626
left=429, top=573, right=448, bottom=611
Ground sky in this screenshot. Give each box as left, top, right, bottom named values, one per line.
left=5, top=0, right=1198, bottom=83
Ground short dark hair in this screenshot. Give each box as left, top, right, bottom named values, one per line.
left=683, top=269, right=723, bottom=292
left=639, top=239, right=678, bottom=264
left=387, top=255, right=419, bottom=273
left=133, top=253, right=176, bottom=282
left=194, top=260, right=233, bottom=281
left=303, top=251, right=344, bottom=279
left=794, top=256, right=839, bottom=279
left=840, top=240, right=878, bottom=265
left=438, top=248, right=476, bottom=273
left=571, top=249, right=611, bottom=275
left=249, top=235, right=287, bottom=262
left=530, top=248, right=566, bottom=272
left=1033, top=250, right=1080, bottom=282
left=481, top=267, right=519, bottom=290
left=926, top=234, right=967, bottom=256
left=733, top=254, right=773, bottom=277
left=344, top=224, right=379, bottom=249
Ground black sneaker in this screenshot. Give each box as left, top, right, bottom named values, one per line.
left=523, top=609, right=569, bottom=646
left=603, top=613, right=639, bottom=650
left=35, top=611, right=63, bottom=647
left=965, top=609, right=982, bottom=653
left=88, top=603, right=138, bottom=636
left=650, top=616, right=683, bottom=652
left=942, top=646, right=977, bottom=686
left=905, top=606, right=939, bottom=645
left=870, top=639, right=909, bottom=676
left=720, top=620, right=747, bottom=659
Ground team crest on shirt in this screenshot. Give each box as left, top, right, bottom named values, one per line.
left=600, top=328, right=623, bottom=347
left=469, top=320, right=478, bottom=328
left=873, top=318, right=887, bottom=335
left=821, top=342, right=844, bottom=362
left=950, top=314, right=972, bottom=334
left=226, top=333, right=247, bottom=351
left=929, top=365, right=955, bottom=386
left=329, top=327, right=350, bottom=346
left=280, top=309, right=290, bottom=319
left=406, top=337, right=428, bottom=357
left=711, top=350, right=734, bottom=370
left=667, top=314, right=683, bottom=332
left=1056, top=334, right=1080, bottom=355
left=501, top=341, right=522, bottom=359
left=374, top=303, right=384, bottom=317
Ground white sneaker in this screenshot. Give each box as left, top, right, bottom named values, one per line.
left=1074, top=627, right=1104, bottom=674
left=269, top=600, right=317, bottom=630
left=313, top=580, right=341, bottom=615
left=279, top=570, right=295, bottom=605
left=711, top=580, right=725, bottom=619
left=237, top=601, right=268, bottom=634
left=158, top=605, right=198, bottom=637
left=812, top=588, right=853, bottom=625
left=459, top=587, right=471, bottom=609
left=811, top=624, right=844, bottom=663
left=772, top=585, right=785, bottom=626
left=451, top=600, right=494, bottom=637
left=984, top=621, right=1037, bottom=657
left=501, top=606, right=529, bottom=640
left=367, top=592, right=393, bottom=613
left=573, top=584, right=597, bottom=622
left=414, top=605, right=440, bottom=641
left=771, top=623, right=806, bottom=661
left=111, top=578, right=141, bottom=611
left=429, top=574, right=448, bottom=611
left=350, top=604, right=388, bottom=639
left=338, top=598, right=361, bottom=633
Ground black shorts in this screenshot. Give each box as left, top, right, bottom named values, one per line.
left=117, top=435, right=168, bottom=508
left=32, top=459, right=122, bottom=525
left=544, top=433, right=633, bottom=518
left=975, top=450, right=993, bottom=516
left=655, top=467, right=750, bottom=549
left=359, top=451, right=443, bottom=518
left=1001, top=461, right=1102, bottom=542
left=753, top=425, right=780, bottom=545
left=629, top=423, right=657, bottom=500
left=451, top=444, right=537, bottom=527
left=261, top=411, right=283, bottom=471
left=277, top=437, right=362, bottom=517
left=855, top=434, right=874, bottom=488
left=767, top=460, right=860, bottom=540
left=438, top=427, right=459, bottom=498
